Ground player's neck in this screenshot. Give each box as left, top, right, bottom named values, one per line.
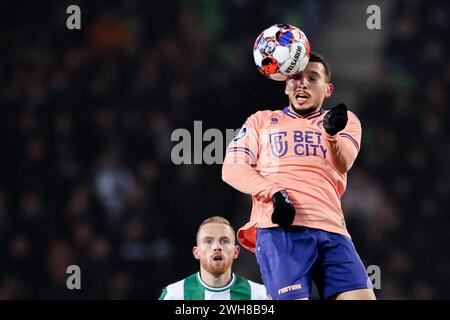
left=199, top=268, right=233, bottom=288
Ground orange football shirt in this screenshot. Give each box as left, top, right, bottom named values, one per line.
left=222, top=107, right=362, bottom=252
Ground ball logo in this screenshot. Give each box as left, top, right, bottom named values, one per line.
left=233, top=127, right=247, bottom=141
left=285, top=45, right=303, bottom=73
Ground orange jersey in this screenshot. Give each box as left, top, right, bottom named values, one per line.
left=222, top=107, right=362, bottom=252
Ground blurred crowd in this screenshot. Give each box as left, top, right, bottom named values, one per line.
left=344, top=0, right=449, bottom=299
left=0, top=0, right=448, bottom=299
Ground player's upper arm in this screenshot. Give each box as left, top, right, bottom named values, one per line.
left=224, top=111, right=263, bottom=166
left=338, top=111, right=362, bottom=153
left=321, top=110, right=362, bottom=174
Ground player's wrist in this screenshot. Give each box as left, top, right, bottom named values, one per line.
left=322, top=128, right=339, bottom=140
left=268, top=185, right=286, bottom=199
left=271, top=190, right=296, bottom=227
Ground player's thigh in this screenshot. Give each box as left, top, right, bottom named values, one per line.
left=256, top=226, right=318, bottom=300
left=314, top=231, right=372, bottom=300
left=333, top=288, right=376, bottom=300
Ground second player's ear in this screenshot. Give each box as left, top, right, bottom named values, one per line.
left=193, top=246, right=200, bottom=260
left=325, top=82, right=334, bottom=98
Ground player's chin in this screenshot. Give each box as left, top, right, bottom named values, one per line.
left=207, top=264, right=228, bottom=275
left=291, top=100, right=313, bottom=114
left=206, top=259, right=231, bottom=273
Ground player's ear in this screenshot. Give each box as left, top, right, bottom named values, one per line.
left=233, top=245, right=240, bottom=259
left=193, top=246, right=200, bottom=260
left=285, top=80, right=290, bottom=95
left=325, top=82, right=333, bottom=98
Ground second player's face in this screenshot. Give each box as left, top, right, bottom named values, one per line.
left=285, top=62, right=333, bottom=115
left=193, top=223, right=239, bottom=276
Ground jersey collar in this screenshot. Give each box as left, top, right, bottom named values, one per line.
left=196, top=272, right=236, bottom=292
left=283, top=106, right=324, bottom=120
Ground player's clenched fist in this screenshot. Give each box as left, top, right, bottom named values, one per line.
left=323, top=103, right=348, bottom=136
left=271, top=190, right=296, bottom=227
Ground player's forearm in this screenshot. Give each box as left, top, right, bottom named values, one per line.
left=222, top=162, right=284, bottom=200
left=323, top=133, right=358, bottom=174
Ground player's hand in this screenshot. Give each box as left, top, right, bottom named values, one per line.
left=323, top=103, right=348, bottom=136
left=271, top=190, right=296, bottom=227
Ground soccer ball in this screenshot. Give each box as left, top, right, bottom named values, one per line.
left=253, top=24, right=311, bottom=81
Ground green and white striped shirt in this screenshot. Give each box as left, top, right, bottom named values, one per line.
left=159, top=273, right=267, bottom=300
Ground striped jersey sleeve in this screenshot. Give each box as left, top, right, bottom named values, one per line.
left=225, top=112, right=262, bottom=166
left=322, top=110, right=362, bottom=174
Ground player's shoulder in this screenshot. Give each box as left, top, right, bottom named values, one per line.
left=166, top=277, right=186, bottom=288
left=160, top=274, right=195, bottom=300
left=163, top=277, right=185, bottom=295
left=234, top=274, right=268, bottom=299
left=246, top=108, right=286, bottom=123
left=246, top=279, right=267, bottom=291
left=347, top=110, right=362, bottom=124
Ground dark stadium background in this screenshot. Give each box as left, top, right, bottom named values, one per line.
left=0, top=0, right=448, bottom=299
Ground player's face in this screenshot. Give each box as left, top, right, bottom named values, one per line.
left=193, top=223, right=240, bottom=276
left=285, top=62, right=333, bottom=115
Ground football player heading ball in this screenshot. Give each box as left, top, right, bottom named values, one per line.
left=223, top=24, right=376, bottom=300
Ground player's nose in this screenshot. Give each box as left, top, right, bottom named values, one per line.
left=212, top=241, right=222, bottom=250
left=297, top=76, right=308, bottom=87
left=291, top=74, right=307, bottom=88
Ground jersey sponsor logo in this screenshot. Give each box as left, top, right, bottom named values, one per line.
left=285, top=45, right=303, bottom=73
left=278, top=283, right=302, bottom=295
left=269, top=130, right=327, bottom=158
left=270, top=118, right=279, bottom=124
left=233, top=127, right=247, bottom=141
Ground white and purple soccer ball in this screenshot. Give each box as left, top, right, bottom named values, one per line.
left=253, top=24, right=311, bottom=81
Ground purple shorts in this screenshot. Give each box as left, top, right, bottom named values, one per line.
left=255, top=226, right=372, bottom=300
